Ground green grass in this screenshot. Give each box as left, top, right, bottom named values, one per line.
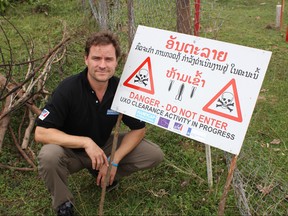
left=1, top=0, right=288, bottom=215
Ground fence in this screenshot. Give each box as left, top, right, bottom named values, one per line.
left=86, top=0, right=224, bottom=51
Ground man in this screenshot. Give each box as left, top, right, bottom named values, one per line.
left=35, top=31, right=164, bottom=216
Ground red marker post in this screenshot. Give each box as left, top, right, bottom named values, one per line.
left=194, top=0, right=200, bottom=36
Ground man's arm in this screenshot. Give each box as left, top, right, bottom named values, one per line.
left=97, top=127, right=146, bottom=187
left=35, top=126, right=108, bottom=170
left=113, top=127, right=146, bottom=164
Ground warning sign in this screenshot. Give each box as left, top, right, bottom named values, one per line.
left=111, top=25, right=272, bottom=155
left=123, top=57, right=155, bottom=94
left=203, top=79, right=242, bottom=122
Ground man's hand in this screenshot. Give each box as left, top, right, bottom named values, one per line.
left=96, top=164, right=117, bottom=188
left=84, top=138, right=108, bottom=170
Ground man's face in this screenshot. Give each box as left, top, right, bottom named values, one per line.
left=85, top=44, right=118, bottom=84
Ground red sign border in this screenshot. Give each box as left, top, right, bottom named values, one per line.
left=202, top=79, right=243, bottom=122
left=123, top=57, right=155, bottom=95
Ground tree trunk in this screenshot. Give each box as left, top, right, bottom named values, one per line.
left=0, top=95, right=12, bottom=151
left=21, top=109, right=36, bottom=149
left=176, top=0, right=192, bottom=34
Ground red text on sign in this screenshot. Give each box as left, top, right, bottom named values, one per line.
left=165, top=104, right=178, bottom=113
left=179, top=108, right=197, bottom=119
left=165, top=35, right=228, bottom=62
left=129, top=92, right=160, bottom=107
left=198, top=114, right=228, bottom=130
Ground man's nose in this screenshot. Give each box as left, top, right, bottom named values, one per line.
left=99, top=59, right=106, bottom=68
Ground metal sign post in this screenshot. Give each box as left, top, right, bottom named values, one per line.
left=205, top=144, right=213, bottom=188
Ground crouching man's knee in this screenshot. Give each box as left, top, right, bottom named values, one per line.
left=38, top=144, right=67, bottom=173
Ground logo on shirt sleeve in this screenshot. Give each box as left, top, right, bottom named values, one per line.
left=39, top=109, right=50, bottom=120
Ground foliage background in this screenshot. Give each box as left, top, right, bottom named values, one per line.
left=0, top=0, right=287, bottom=215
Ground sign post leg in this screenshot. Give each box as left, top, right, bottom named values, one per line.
left=217, top=154, right=238, bottom=216
left=205, top=144, right=213, bottom=188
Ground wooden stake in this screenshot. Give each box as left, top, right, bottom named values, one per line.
left=98, top=113, right=123, bottom=216
left=280, top=0, right=285, bottom=30
left=217, top=154, right=238, bottom=216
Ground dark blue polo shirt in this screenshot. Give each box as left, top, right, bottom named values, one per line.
left=36, top=68, right=145, bottom=148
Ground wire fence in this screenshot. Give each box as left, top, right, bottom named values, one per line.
left=228, top=145, right=288, bottom=216
left=85, top=0, right=288, bottom=215
left=86, top=0, right=224, bottom=52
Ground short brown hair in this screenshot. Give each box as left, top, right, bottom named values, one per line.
left=85, top=31, right=121, bottom=59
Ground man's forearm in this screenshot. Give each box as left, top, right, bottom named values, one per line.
left=34, top=126, right=90, bottom=149
left=112, top=127, right=146, bottom=163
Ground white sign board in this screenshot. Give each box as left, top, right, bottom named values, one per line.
left=111, top=25, right=272, bottom=155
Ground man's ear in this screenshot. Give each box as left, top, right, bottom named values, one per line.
left=84, top=56, right=88, bottom=66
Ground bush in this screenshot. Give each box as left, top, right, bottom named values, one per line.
left=0, top=0, right=36, bottom=14
left=0, top=0, right=9, bottom=14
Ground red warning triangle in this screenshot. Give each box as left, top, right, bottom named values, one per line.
left=202, top=79, right=243, bottom=122
left=123, top=57, right=155, bottom=95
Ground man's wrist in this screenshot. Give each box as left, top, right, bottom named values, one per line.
left=107, top=156, right=119, bottom=167
left=111, top=161, right=118, bottom=167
